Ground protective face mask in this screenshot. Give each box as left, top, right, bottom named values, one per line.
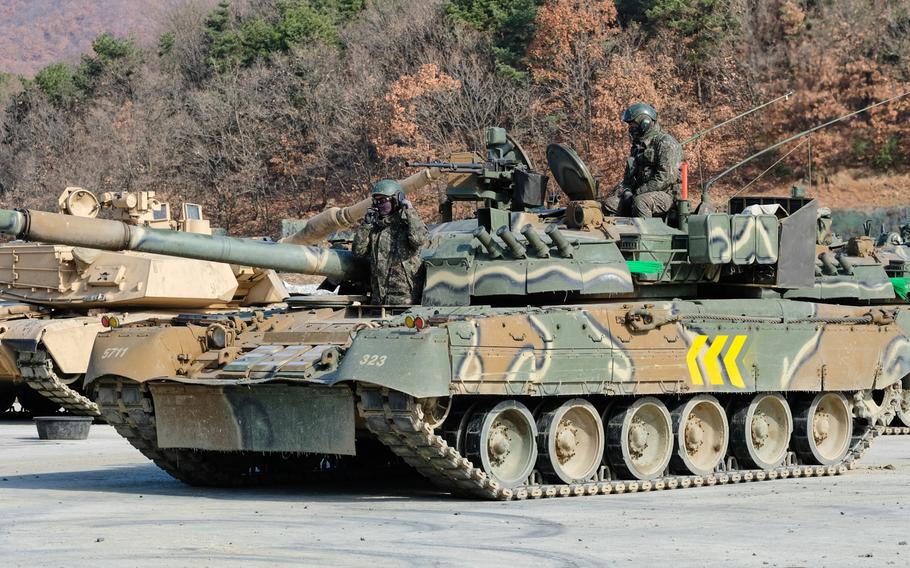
left=377, top=200, right=394, bottom=217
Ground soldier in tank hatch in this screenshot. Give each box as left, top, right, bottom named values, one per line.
left=602, top=103, right=683, bottom=218
left=353, top=179, right=428, bottom=305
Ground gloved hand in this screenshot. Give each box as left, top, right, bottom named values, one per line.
left=397, top=191, right=413, bottom=209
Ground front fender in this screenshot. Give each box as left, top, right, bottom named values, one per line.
left=330, top=327, right=452, bottom=398
left=86, top=326, right=205, bottom=387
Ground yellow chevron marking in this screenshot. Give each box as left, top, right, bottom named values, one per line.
left=704, top=336, right=728, bottom=385
left=724, top=335, right=747, bottom=388
left=686, top=335, right=708, bottom=385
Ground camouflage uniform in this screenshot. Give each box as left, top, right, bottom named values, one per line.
left=603, top=123, right=683, bottom=218
left=352, top=206, right=428, bottom=305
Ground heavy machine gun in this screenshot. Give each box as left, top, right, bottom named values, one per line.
left=408, top=127, right=549, bottom=220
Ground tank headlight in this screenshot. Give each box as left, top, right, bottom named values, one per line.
left=404, top=315, right=415, bottom=329
left=414, top=316, right=425, bottom=331
left=108, top=316, right=120, bottom=328
left=101, top=315, right=110, bottom=328
left=207, top=323, right=230, bottom=349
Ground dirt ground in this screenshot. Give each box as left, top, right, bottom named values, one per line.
left=0, top=422, right=907, bottom=567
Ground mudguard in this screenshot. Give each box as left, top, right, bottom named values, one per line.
left=331, top=327, right=452, bottom=398
left=1, top=317, right=103, bottom=375
left=86, top=325, right=205, bottom=387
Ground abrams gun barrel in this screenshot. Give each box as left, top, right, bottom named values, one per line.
left=0, top=209, right=363, bottom=283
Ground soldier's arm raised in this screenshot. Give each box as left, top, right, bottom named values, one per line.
left=636, top=138, right=682, bottom=194
left=352, top=221, right=371, bottom=259
left=404, top=208, right=429, bottom=252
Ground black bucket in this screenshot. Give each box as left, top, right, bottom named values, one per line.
left=34, top=416, right=93, bottom=440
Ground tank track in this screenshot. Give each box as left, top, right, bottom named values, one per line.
left=357, top=386, right=883, bottom=501
left=95, top=378, right=334, bottom=486
left=18, top=350, right=100, bottom=416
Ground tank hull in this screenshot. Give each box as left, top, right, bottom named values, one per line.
left=86, top=297, right=910, bottom=495
left=0, top=310, right=216, bottom=415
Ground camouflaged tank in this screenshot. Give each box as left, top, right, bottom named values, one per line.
left=0, top=188, right=288, bottom=416
left=0, top=128, right=907, bottom=499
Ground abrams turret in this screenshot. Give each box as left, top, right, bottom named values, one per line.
left=1, top=128, right=907, bottom=498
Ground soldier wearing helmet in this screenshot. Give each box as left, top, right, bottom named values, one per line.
left=602, top=103, right=683, bottom=218
left=352, top=179, right=428, bottom=305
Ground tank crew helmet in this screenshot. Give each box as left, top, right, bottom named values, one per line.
left=622, top=103, right=658, bottom=139
left=371, top=179, right=403, bottom=217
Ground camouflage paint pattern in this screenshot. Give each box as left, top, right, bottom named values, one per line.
left=85, top=295, right=910, bottom=454
left=422, top=226, right=634, bottom=306
left=5, top=180, right=908, bottom=455
left=731, top=214, right=779, bottom=265
left=335, top=299, right=910, bottom=399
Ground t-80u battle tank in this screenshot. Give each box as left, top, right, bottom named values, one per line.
left=0, top=128, right=907, bottom=499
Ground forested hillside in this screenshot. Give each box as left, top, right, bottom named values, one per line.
left=1, top=0, right=908, bottom=235
left=0, top=0, right=186, bottom=76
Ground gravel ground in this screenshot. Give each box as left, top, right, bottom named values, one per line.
left=0, top=422, right=907, bottom=567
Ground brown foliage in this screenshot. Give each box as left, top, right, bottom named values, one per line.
left=374, top=64, right=462, bottom=161
left=2, top=0, right=910, bottom=238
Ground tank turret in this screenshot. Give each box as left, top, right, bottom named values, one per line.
left=0, top=188, right=288, bottom=308
left=409, top=136, right=898, bottom=307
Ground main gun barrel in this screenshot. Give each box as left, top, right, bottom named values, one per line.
left=280, top=168, right=441, bottom=246
left=0, top=209, right=364, bottom=282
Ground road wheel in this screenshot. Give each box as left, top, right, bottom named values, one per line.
left=536, top=398, right=604, bottom=483
left=464, top=400, right=537, bottom=489
left=418, top=396, right=452, bottom=430
left=896, top=379, right=910, bottom=428
left=793, top=392, right=853, bottom=465
left=606, top=397, right=673, bottom=480
left=854, top=386, right=899, bottom=426
left=731, top=393, right=792, bottom=470
left=670, top=395, right=728, bottom=475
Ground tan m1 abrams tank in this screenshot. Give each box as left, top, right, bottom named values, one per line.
left=1, top=129, right=907, bottom=500
left=0, top=187, right=288, bottom=416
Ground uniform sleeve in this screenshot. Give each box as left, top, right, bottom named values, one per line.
left=352, top=221, right=371, bottom=259
left=618, top=155, right=636, bottom=193
left=402, top=208, right=429, bottom=252
left=636, top=137, right=682, bottom=194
